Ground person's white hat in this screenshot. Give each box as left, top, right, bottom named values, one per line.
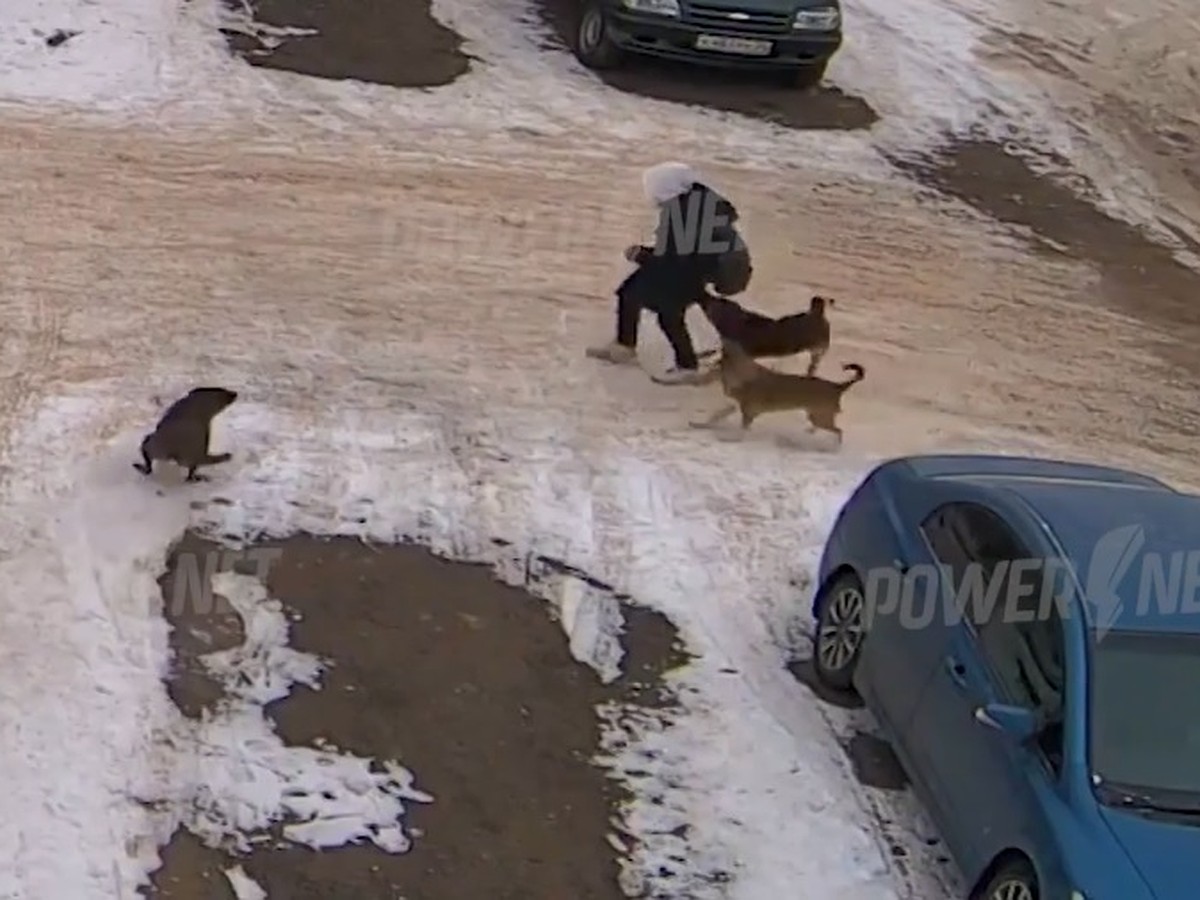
left=642, top=161, right=699, bottom=205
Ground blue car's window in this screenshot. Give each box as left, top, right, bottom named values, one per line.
left=1092, top=630, right=1200, bottom=797
left=920, top=502, right=1030, bottom=625
left=925, top=502, right=1066, bottom=717
left=954, top=507, right=1022, bottom=565
left=919, top=505, right=972, bottom=588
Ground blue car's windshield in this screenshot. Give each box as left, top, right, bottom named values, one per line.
left=1092, top=629, right=1200, bottom=798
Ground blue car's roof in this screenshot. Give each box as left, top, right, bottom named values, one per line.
left=896, top=453, right=1170, bottom=489
left=883, top=455, right=1199, bottom=634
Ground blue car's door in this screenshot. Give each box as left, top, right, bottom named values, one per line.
left=869, top=502, right=983, bottom=827
left=858, top=483, right=959, bottom=737
left=903, top=502, right=1068, bottom=877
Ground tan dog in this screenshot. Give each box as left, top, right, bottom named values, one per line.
left=684, top=339, right=864, bottom=443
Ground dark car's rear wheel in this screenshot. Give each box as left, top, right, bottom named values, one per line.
left=813, top=571, right=866, bottom=691
left=575, top=2, right=624, bottom=70
left=977, top=859, right=1038, bottom=900
left=778, top=59, right=828, bottom=89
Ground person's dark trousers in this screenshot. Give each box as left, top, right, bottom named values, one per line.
left=615, top=266, right=700, bottom=370
left=616, top=275, right=641, bottom=349
left=654, top=305, right=698, bottom=370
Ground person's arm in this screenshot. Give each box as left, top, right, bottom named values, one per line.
left=625, top=204, right=675, bottom=263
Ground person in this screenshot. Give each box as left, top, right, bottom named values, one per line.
left=586, top=162, right=753, bottom=384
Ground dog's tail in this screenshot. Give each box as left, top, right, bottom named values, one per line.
left=839, top=363, right=865, bottom=390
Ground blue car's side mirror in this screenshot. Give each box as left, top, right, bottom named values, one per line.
left=975, top=703, right=1041, bottom=742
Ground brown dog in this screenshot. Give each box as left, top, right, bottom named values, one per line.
left=134, top=386, right=238, bottom=482
left=687, top=339, right=864, bottom=444
left=697, top=293, right=833, bottom=376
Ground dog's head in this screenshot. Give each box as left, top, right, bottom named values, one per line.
left=810, top=295, right=834, bottom=316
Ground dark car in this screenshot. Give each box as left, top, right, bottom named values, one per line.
left=571, top=0, right=842, bottom=88
left=811, top=453, right=1200, bottom=900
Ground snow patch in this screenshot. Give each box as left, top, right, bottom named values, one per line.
left=0, top=0, right=237, bottom=112
left=554, top=573, right=626, bottom=685
left=224, top=864, right=267, bottom=900
left=182, top=702, right=432, bottom=853
left=219, top=0, right=318, bottom=52
left=175, top=572, right=434, bottom=855
left=201, top=571, right=323, bottom=706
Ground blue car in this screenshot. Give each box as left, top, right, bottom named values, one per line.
left=811, top=453, right=1200, bottom=900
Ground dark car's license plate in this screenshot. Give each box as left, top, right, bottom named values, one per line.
left=694, top=34, right=773, bottom=56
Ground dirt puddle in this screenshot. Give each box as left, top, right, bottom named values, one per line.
left=145, top=532, right=689, bottom=899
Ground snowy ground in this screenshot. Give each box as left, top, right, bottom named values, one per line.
left=2, top=0, right=1200, bottom=898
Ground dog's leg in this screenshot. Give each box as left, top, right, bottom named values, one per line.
left=690, top=403, right=737, bottom=429
left=808, top=409, right=843, bottom=447
left=133, top=445, right=153, bottom=475
left=185, top=452, right=233, bottom=483
left=806, top=343, right=828, bottom=377
left=712, top=404, right=753, bottom=441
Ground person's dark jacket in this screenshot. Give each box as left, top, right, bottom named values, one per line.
left=632, top=182, right=753, bottom=297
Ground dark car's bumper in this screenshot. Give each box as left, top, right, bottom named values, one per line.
left=606, top=8, right=841, bottom=69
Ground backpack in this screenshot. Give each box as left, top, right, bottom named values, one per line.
left=712, top=242, right=753, bottom=296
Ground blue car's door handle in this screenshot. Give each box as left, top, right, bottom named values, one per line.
left=944, top=656, right=969, bottom=689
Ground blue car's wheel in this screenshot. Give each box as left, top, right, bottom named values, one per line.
left=978, top=859, right=1037, bottom=900
left=813, top=571, right=866, bottom=691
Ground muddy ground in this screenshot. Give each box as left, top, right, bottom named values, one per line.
left=146, top=532, right=686, bottom=899
left=219, top=0, right=467, bottom=87
left=893, top=140, right=1200, bottom=377
left=220, top=0, right=878, bottom=130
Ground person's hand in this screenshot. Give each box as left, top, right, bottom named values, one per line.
left=624, top=244, right=644, bottom=263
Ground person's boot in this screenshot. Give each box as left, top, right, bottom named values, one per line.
left=586, top=341, right=636, bottom=365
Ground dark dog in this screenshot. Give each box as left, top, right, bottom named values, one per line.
left=688, top=338, right=864, bottom=444
left=134, top=387, right=238, bottom=482
left=697, top=293, right=833, bottom=375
